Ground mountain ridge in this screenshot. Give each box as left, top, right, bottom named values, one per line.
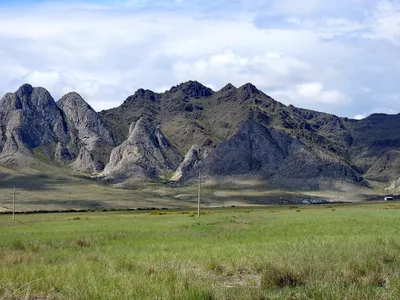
left=0, top=82, right=399, bottom=191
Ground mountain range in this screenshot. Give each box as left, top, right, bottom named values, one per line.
left=0, top=81, right=399, bottom=191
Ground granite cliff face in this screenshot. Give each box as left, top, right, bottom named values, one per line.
left=0, top=82, right=399, bottom=191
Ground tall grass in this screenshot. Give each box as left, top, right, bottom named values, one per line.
left=1, top=204, right=400, bottom=299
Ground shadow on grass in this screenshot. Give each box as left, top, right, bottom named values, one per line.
left=0, top=171, right=100, bottom=191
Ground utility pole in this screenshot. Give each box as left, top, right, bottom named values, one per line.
left=197, top=171, right=201, bottom=218
left=12, top=185, right=15, bottom=223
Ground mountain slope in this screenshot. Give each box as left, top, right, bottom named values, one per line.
left=100, top=118, right=181, bottom=182
left=0, top=82, right=399, bottom=191
left=99, top=81, right=399, bottom=189
left=0, top=84, right=71, bottom=166
left=58, top=92, right=115, bottom=173
left=0, top=84, right=115, bottom=174
left=173, top=121, right=365, bottom=189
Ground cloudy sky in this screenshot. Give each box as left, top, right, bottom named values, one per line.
left=0, top=0, right=399, bottom=118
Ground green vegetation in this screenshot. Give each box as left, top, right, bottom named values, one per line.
left=1, top=203, right=400, bottom=299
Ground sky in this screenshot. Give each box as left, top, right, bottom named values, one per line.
left=0, top=0, right=399, bottom=119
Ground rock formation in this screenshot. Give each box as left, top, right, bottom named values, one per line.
left=58, top=92, right=115, bottom=173
left=0, top=82, right=399, bottom=191
left=100, top=118, right=180, bottom=182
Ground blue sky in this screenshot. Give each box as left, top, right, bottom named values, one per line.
left=0, top=0, right=399, bottom=118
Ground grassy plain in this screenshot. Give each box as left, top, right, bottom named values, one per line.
left=0, top=163, right=379, bottom=213
left=1, top=203, right=400, bottom=299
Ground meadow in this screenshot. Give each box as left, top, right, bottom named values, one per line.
left=1, top=203, right=400, bottom=299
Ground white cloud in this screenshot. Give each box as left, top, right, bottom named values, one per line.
left=295, top=82, right=348, bottom=104
left=0, top=0, right=398, bottom=119
left=270, top=82, right=350, bottom=111
left=172, top=49, right=317, bottom=90
left=354, top=114, right=365, bottom=120
left=271, top=0, right=324, bottom=15
left=353, top=106, right=398, bottom=120
left=363, top=1, right=400, bottom=44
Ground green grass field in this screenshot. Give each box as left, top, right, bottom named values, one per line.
left=1, top=203, right=400, bottom=299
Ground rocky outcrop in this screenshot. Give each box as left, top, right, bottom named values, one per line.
left=167, top=81, right=213, bottom=99
left=0, top=84, right=113, bottom=173
left=100, top=118, right=181, bottom=182
left=196, top=121, right=366, bottom=189
left=58, top=92, right=115, bottom=173
left=171, top=145, right=201, bottom=182
left=2, top=81, right=400, bottom=191
left=386, top=177, right=400, bottom=191
left=0, top=84, right=70, bottom=163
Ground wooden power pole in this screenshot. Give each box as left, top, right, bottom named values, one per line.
left=12, top=185, right=15, bottom=222
left=197, top=171, right=201, bottom=218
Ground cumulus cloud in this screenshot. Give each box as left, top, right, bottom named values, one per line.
left=295, top=82, right=349, bottom=104
left=270, top=82, right=350, bottom=109
left=0, top=0, right=398, bottom=118
left=172, top=49, right=314, bottom=89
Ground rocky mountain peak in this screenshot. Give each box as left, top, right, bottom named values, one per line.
left=130, top=88, right=158, bottom=102
left=16, top=83, right=34, bottom=97
left=58, top=92, right=90, bottom=108
left=0, top=84, right=70, bottom=160
left=58, top=91, right=114, bottom=146
left=57, top=91, right=115, bottom=173
left=9, top=84, right=56, bottom=110
left=220, top=83, right=236, bottom=92
left=240, top=83, right=259, bottom=93
left=0, top=80, right=398, bottom=191
left=236, top=83, right=263, bottom=103
left=168, top=80, right=213, bottom=98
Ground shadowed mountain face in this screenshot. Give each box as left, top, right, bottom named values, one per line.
left=0, top=81, right=399, bottom=190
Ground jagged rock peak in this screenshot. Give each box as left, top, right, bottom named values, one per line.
left=59, top=91, right=83, bottom=103
left=220, top=83, right=237, bottom=92
left=239, top=83, right=260, bottom=93
left=134, top=88, right=157, bottom=97
left=0, top=83, right=57, bottom=111
left=127, top=117, right=158, bottom=141
left=125, top=88, right=159, bottom=103
left=16, top=83, right=34, bottom=97
left=58, top=92, right=114, bottom=144
left=58, top=92, right=94, bottom=110
left=168, top=80, right=214, bottom=98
